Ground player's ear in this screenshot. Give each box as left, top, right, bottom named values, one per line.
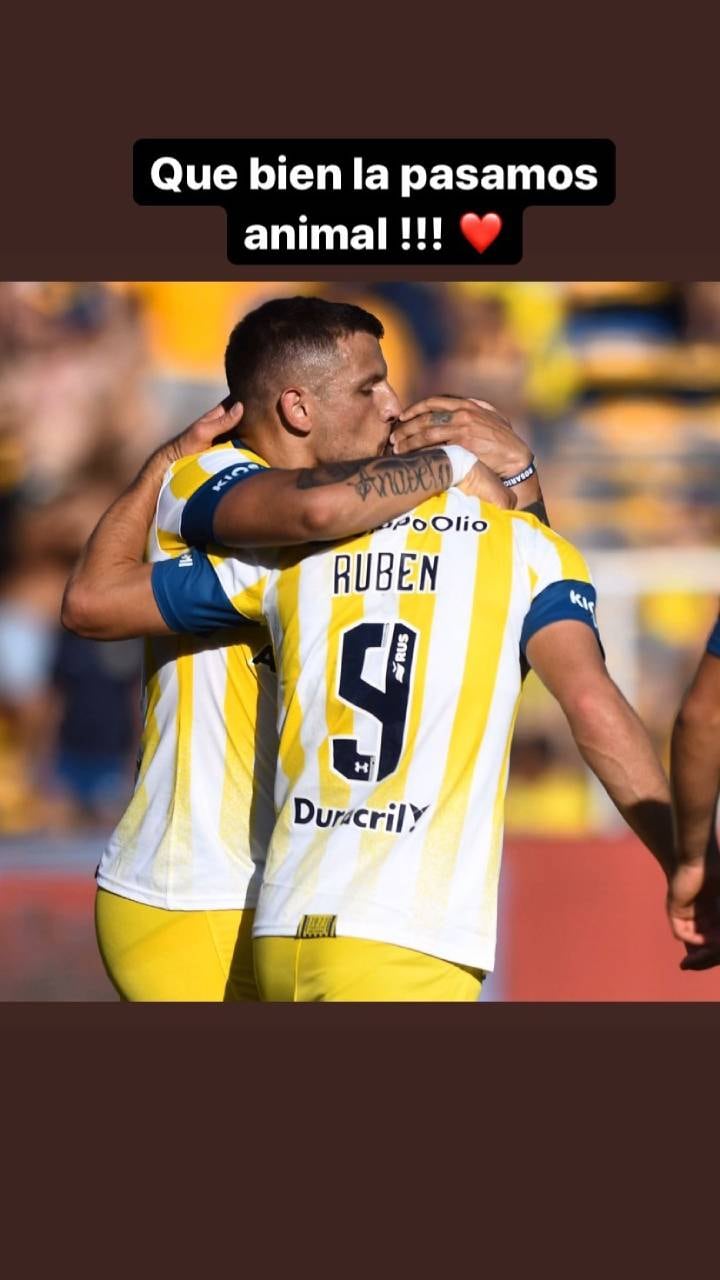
left=278, top=386, right=312, bottom=437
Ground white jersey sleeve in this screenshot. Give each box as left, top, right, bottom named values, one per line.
left=511, top=514, right=602, bottom=657
left=153, top=443, right=264, bottom=556
left=151, top=545, right=272, bottom=632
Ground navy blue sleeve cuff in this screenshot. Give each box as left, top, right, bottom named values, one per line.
left=180, top=459, right=265, bottom=546
left=151, top=554, right=249, bottom=635
left=521, top=578, right=605, bottom=660
left=707, top=618, right=720, bottom=658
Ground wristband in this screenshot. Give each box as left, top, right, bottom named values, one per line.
left=442, top=444, right=479, bottom=487
left=502, top=457, right=536, bottom=488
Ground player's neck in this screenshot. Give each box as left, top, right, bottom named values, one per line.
left=237, top=417, right=315, bottom=471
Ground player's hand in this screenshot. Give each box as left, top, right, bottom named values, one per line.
left=390, top=396, right=531, bottom=480
left=458, top=459, right=515, bottom=508
left=668, top=834, right=720, bottom=968
left=166, top=399, right=245, bottom=464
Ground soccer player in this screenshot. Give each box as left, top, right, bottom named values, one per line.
left=67, top=304, right=676, bottom=1001
left=668, top=613, right=720, bottom=968
left=63, top=297, right=535, bottom=1001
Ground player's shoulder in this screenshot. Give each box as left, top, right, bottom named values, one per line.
left=152, top=443, right=265, bottom=559
left=505, top=508, right=575, bottom=550
left=467, top=501, right=551, bottom=543
left=164, top=441, right=268, bottom=499
left=505, top=508, right=550, bottom=535
left=445, top=493, right=560, bottom=547
left=499, top=508, right=590, bottom=576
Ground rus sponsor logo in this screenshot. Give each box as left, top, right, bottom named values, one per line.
left=293, top=796, right=430, bottom=834
left=391, top=630, right=410, bottom=683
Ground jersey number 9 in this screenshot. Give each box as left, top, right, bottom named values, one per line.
left=331, top=620, right=418, bottom=784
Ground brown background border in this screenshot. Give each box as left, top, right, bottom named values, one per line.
left=1, top=8, right=717, bottom=279
left=2, top=5, right=718, bottom=1262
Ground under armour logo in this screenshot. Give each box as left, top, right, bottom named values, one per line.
left=355, top=761, right=370, bottom=775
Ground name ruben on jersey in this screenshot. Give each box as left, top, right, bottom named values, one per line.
left=333, top=511, right=490, bottom=597
left=334, top=551, right=439, bottom=596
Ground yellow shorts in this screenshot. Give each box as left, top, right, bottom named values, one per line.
left=95, top=888, right=259, bottom=1002
left=253, top=934, right=484, bottom=1002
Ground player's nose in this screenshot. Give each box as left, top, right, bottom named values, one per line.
left=381, top=384, right=402, bottom=422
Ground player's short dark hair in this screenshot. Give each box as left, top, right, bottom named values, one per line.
left=225, top=295, right=384, bottom=405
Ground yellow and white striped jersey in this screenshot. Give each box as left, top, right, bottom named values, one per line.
left=97, top=443, right=278, bottom=910
left=152, top=490, right=601, bottom=969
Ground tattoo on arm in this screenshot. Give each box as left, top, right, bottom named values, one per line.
left=296, top=448, right=452, bottom=502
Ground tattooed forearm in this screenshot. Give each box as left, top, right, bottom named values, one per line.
left=351, top=450, right=452, bottom=500
left=297, top=448, right=452, bottom=502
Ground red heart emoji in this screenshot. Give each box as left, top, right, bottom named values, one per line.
left=460, top=212, right=502, bottom=254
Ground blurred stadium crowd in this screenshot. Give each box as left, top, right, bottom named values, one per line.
left=1, top=280, right=719, bottom=840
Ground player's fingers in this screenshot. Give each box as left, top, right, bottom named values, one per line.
left=196, top=400, right=233, bottom=421
left=393, top=410, right=504, bottom=445
left=388, top=419, right=430, bottom=448
left=218, top=400, right=244, bottom=426
left=198, top=399, right=244, bottom=425
left=466, top=394, right=504, bottom=419
left=391, top=423, right=462, bottom=453
left=669, top=914, right=708, bottom=946
left=396, top=406, right=515, bottom=441
left=177, top=399, right=245, bottom=457
left=193, top=400, right=244, bottom=439
left=398, top=396, right=469, bottom=421
left=399, top=396, right=510, bottom=425
left=394, top=420, right=524, bottom=460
